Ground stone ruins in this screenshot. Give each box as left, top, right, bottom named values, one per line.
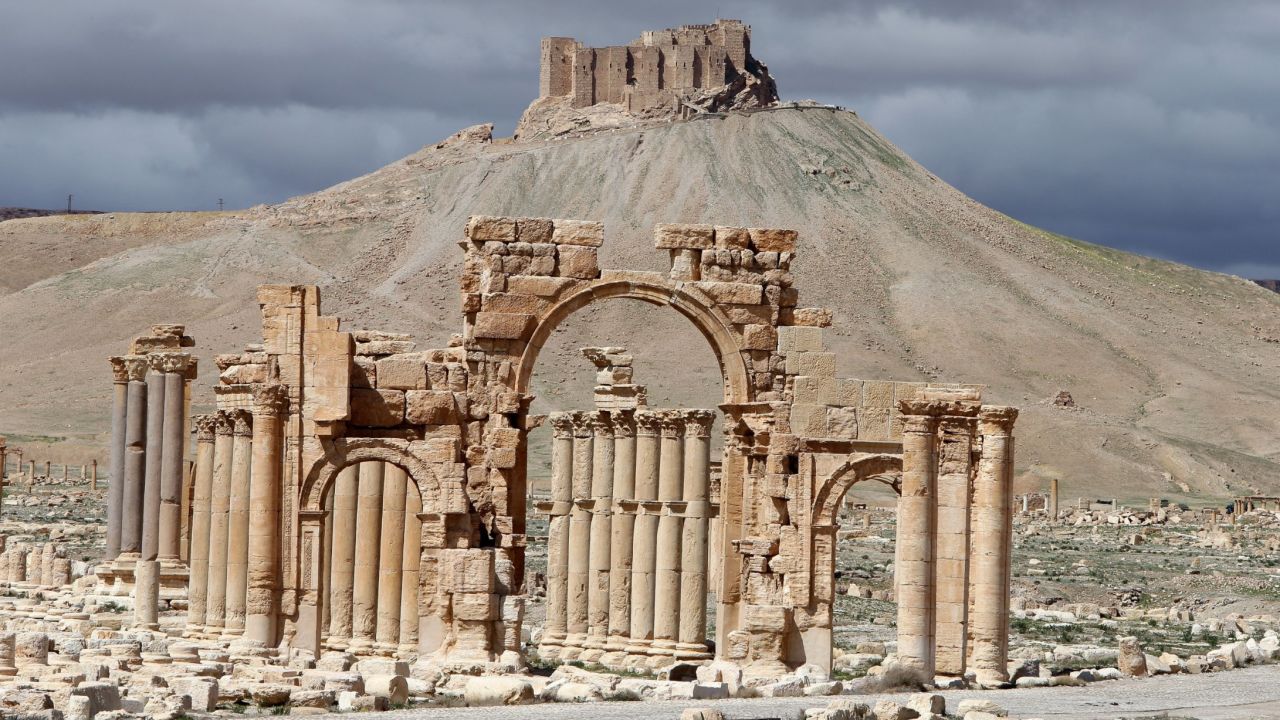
left=94, top=216, right=1020, bottom=688
left=538, top=19, right=778, bottom=114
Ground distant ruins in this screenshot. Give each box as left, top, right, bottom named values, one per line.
left=537, top=19, right=778, bottom=114
left=101, top=216, right=1019, bottom=684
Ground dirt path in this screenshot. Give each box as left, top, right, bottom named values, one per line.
left=389, top=665, right=1280, bottom=720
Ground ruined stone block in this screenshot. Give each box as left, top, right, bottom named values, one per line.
left=778, top=325, right=825, bottom=353
left=744, top=604, right=788, bottom=632
left=473, top=313, right=536, bottom=340
left=405, top=390, right=458, bottom=425
left=351, top=357, right=376, bottom=389
left=505, top=275, right=580, bottom=297
left=654, top=223, right=715, bottom=249
left=374, top=352, right=427, bottom=390
left=452, top=593, right=500, bottom=621
left=557, top=245, right=599, bottom=279
left=826, top=406, right=859, bottom=439
left=741, top=324, right=778, bottom=351
left=692, top=281, right=763, bottom=305
left=551, top=219, right=604, bottom=247
left=515, top=217, right=554, bottom=243
left=787, top=351, right=836, bottom=378
left=714, top=226, right=750, bottom=249
left=481, top=293, right=547, bottom=315
left=790, top=307, right=833, bottom=327
left=467, top=215, right=517, bottom=242
left=749, top=228, right=798, bottom=253
left=862, top=381, right=895, bottom=408
left=859, top=408, right=891, bottom=440
left=349, top=389, right=405, bottom=427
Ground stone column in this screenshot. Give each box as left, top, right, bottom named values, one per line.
left=896, top=402, right=939, bottom=676
left=627, top=411, right=662, bottom=658
left=540, top=413, right=574, bottom=658
left=582, top=412, right=614, bottom=661
left=158, top=355, right=189, bottom=563
left=678, top=409, right=713, bottom=658
left=603, top=411, right=636, bottom=663
left=119, top=358, right=148, bottom=559
left=653, top=412, right=685, bottom=658
left=205, top=413, right=235, bottom=635
left=377, top=463, right=408, bottom=652
left=969, top=407, right=1017, bottom=685
left=224, top=410, right=253, bottom=635
left=106, top=358, right=129, bottom=559
left=134, top=559, right=159, bottom=630
left=140, top=358, right=167, bottom=561
left=563, top=413, right=593, bottom=658
left=185, top=415, right=217, bottom=634
left=245, top=385, right=287, bottom=645
left=92, top=460, right=98, bottom=491
left=1048, top=478, right=1059, bottom=520
left=934, top=410, right=977, bottom=676
left=351, top=461, right=385, bottom=651
left=327, top=464, right=359, bottom=648
left=399, top=482, right=422, bottom=655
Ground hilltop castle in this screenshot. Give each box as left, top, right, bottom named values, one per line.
left=538, top=19, right=778, bottom=113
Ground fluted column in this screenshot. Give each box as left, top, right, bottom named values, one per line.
left=604, top=410, right=636, bottom=662
left=204, top=413, right=233, bottom=634
left=185, top=416, right=217, bottom=634
left=223, top=410, right=253, bottom=635
left=678, top=409, right=713, bottom=658
left=399, top=482, right=422, bottom=655
left=627, top=411, right=661, bottom=658
left=158, top=356, right=190, bottom=563
left=896, top=402, right=939, bottom=676
left=246, top=385, right=286, bottom=644
left=540, top=413, right=574, bottom=658
left=140, top=357, right=166, bottom=561
left=119, top=358, right=148, bottom=560
left=106, top=358, right=129, bottom=559
left=563, top=412, right=593, bottom=659
left=935, top=410, right=977, bottom=675
left=377, top=463, right=408, bottom=652
left=582, top=412, right=614, bottom=661
left=351, top=461, right=385, bottom=651
left=969, top=406, right=1018, bottom=684
left=652, top=412, right=684, bottom=658
left=327, top=464, right=359, bottom=648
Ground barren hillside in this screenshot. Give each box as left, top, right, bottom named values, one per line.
left=2, top=106, right=1278, bottom=503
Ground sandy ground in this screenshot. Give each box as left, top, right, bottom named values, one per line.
left=390, top=665, right=1280, bottom=720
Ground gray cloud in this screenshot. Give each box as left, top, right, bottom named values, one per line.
left=1, top=1, right=1276, bottom=276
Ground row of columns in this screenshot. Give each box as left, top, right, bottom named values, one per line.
left=323, top=461, right=424, bottom=655
left=895, top=403, right=1017, bottom=684
left=184, top=385, right=287, bottom=644
left=539, top=408, right=715, bottom=670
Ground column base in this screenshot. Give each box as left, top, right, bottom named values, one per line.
left=373, top=641, right=399, bottom=656
left=674, top=641, right=713, bottom=661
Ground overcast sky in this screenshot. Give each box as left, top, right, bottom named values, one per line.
left=2, top=1, right=1276, bottom=277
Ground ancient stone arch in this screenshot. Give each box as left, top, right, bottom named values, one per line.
left=124, top=215, right=1020, bottom=683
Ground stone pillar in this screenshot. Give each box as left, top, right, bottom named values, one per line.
left=91, top=460, right=98, bottom=491
left=140, top=359, right=167, bottom=561
left=582, top=412, right=614, bottom=662
left=134, top=559, right=159, bottom=630
left=204, top=413, right=234, bottom=634
left=245, top=385, right=286, bottom=645
left=968, top=407, right=1017, bottom=685
left=106, top=358, right=129, bottom=559
left=896, top=403, right=939, bottom=676
left=563, top=413, right=593, bottom=658
left=399, top=482, right=422, bottom=655
left=603, top=411, right=636, bottom=663
left=158, top=356, right=189, bottom=562
left=376, top=463, right=408, bottom=652
left=627, top=411, right=662, bottom=658
left=1048, top=478, right=1059, bottom=520
left=351, top=461, right=385, bottom=651
left=653, top=412, right=685, bottom=658
left=120, top=358, right=148, bottom=558
left=935, top=410, right=977, bottom=676
left=327, top=464, right=359, bottom=647
left=678, top=410, right=713, bottom=658
left=185, top=415, right=217, bottom=634
left=540, top=414, right=574, bottom=658
left=224, top=410, right=253, bottom=635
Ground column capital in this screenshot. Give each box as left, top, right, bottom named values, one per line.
left=659, top=411, right=685, bottom=438
left=611, top=410, right=636, bottom=438
left=252, top=385, right=289, bottom=416
left=590, top=411, right=614, bottom=438
left=550, top=412, right=575, bottom=439
left=121, top=356, right=150, bottom=382
left=109, top=356, right=130, bottom=383
left=213, top=411, right=235, bottom=436
left=978, top=405, right=1019, bottom=436
left=635, top=410, right=662, bottom=437
left=682, top=409, right=715, bottom=438
left=230, top=409, right=254, bottom=436
left=194, top=415, right=219, bottom=442
left=149, top=352, right=193, bottom=376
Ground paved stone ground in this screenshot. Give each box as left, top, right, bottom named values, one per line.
left=391, top=665, right=1280, bottom=720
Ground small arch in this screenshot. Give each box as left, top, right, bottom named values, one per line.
left=515, top=278, right=753, bottom=405
left=299, top=437, right=449, bottom=514
left=812, top=453, right=903, bottom=526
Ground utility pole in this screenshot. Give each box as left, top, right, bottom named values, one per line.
left=218, top=198, right=224, bottom=211
left=66, top=194, right=73, bottom=213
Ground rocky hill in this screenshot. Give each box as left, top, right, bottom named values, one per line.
left=1, top=106, right=1278, bottom=503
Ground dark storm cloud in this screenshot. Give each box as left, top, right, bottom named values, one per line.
left=1, top=1, right=1275, bottom=276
